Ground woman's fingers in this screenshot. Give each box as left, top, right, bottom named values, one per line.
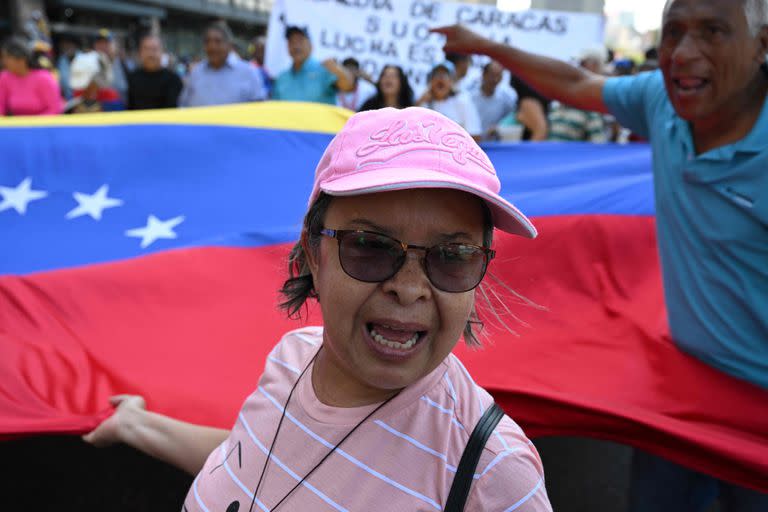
left=82, top=417, right=116, bottom=447
left=109, top=394, right=131, bottom=405
left=83, top=395, right=146, bottom=447
left=109, top=394, right=146, bottom=409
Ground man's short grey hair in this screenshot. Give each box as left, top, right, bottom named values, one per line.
left=663, top=0, right=767, bottom=36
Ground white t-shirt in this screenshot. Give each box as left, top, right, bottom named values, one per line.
left=427, top=93, right=483, bottom=137
left=336, top=80, right=377, bottom=111
left=472, top=86, right=519, bottom=134
left=185, top=326, right=552, bottom=512
left=454, top=69, right=481, bottom=96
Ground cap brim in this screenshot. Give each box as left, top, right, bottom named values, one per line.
left=320, top=168, right=536, bottom=238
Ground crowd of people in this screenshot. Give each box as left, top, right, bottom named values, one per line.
left=1, top=20, right=656, bottom=143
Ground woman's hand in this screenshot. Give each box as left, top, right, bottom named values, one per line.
left=82, top=394, right=230, bottom=474
left=82, top=394, right=146, bottom=447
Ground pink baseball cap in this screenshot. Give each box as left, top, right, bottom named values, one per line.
left=308, top=107, right=536, bottom=238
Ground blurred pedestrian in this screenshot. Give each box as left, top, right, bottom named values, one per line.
left=93, top=29, right=128, bottom=105
left=358, top=64, right=414, bottom=111
left=639, top=48, right=659, bottom=73
left=56, top=36, right=79, bottom=100
left=446, top=51, right=477, bottom=94
left=548, top=49, right=608, bottom=143
left=0, top=37, right=62, bottom=116
left=471, top=60, right=517, bottom=140
left=127, top=34, right=182, bottom=110
left=179, top=22, right=266, bottom=107
left=510, top=76, right=549, bottom=141
left=612, top=58, right=636, bottom=77
left=548, top=103, right=608, bottom=143
left=249, top=35, right=272, bottom=97
left=417, top=61, right=481, bottom=139
left=31, top=40, right=56, bottom=75
left=272, top=25, right=354, bottom=104
left=66, top=50, right=114, bottom=114
left=336, top=57, right=376, bottom=111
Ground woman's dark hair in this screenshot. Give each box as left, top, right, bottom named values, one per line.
left=2, top=37, right=32, bottom=66
left=358, top=65, right=414, bottom=112
left=279, top=193, right=494, bottom=346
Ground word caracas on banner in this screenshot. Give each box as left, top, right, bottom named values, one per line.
left=265, top=0, right=604, bottom=90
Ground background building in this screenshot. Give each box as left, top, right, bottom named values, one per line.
left=1, top=3, right=13, bottom=39
left=7, top=0, right=271, bottom=60
left=490, top=0, right=605, bottom=13
left=530, top=0, right=604, bottom=13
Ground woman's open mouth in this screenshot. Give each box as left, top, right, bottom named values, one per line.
left=364, top=322, right=427, bottom=355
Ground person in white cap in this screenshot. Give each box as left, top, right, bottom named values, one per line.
left=66, top=50, right=114, bottom=114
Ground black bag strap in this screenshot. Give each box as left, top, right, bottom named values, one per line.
left=445, top=402, right=505, bottom=512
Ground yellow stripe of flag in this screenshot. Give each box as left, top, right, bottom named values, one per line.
left=0, top=101, right=353, bottom=134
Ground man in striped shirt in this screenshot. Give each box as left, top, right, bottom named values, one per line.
left=548, top=49, right=608, bottom=143
left=547, top=104, right=608, bottom=143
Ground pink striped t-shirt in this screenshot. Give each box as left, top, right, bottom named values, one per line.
left=185, top=327, right=552, bottom=511
left=0, top=69, right=63, bottom=116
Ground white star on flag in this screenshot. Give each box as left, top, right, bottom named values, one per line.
left=66, top=184, right=124, bottom=221
left=125, top=214, right=185, bottom=249
left=0, top=177, right=48, bottom=215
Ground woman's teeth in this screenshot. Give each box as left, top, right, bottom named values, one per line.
left=370, top=327, right=419, bottom=350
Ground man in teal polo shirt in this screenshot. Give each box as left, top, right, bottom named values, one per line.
left=272, top=26, right=354, bottom=104
left=435, top=0, right=767, bottom=510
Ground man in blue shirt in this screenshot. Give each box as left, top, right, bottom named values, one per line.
left=271, top=26, right=354, bottom=104
left=435, top=0, right=767, bottom=510
left=179, top=22, right=266, bottom=107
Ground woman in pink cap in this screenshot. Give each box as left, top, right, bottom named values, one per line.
left=85, top=107, right=552, bottom=512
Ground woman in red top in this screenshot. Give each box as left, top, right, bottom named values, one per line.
left=0, top=37, right=63, bottom=116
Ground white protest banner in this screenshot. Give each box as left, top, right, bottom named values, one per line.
left=265, top=0, right=604, bottom=91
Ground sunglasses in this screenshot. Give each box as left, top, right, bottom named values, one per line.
left=320, top=229, right=494, bottom=293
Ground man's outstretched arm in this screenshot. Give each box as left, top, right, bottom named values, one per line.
left=432, top=25, right=608, bottom=114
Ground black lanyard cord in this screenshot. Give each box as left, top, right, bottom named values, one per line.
left=248, top=347, right=400, bottom=512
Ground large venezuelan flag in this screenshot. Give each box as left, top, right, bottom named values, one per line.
left=0, top=103, right=766, bottom=491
